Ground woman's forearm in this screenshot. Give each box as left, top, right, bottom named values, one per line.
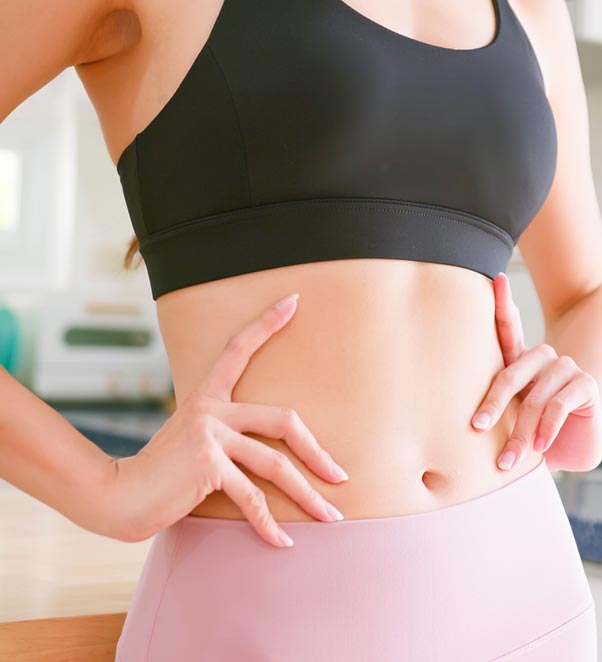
left=0, top=365, right=118, bottom=537
left=545, top=285, right=602, bottom=399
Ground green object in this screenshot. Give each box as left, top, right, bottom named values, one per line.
left=63, top=326, right=151, bottom=348
left=0, top=305, right=20, bottom=374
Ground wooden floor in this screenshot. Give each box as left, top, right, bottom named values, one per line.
left=0, top=613, right=128, bottom=661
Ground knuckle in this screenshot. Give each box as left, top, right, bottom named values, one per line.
left=195, top=439, right=222, bottom=467
left=500, top=368, right=519, bottom=389
left=280, top=406, right=300, bottom=427
left=522, top=394, right=543, bottom=412
left=582, top=371, right=596, bottom=386
left=195, top=474, right=219, bottom=504
left=538, top=343, right=557, bottom=359
left=547, top=397, right=567, bottom=415
left=224, top=332, right=245, bottom=354
left=557, top=354, right=576, bottom=370
left=268, top=448, right=292, bottom=473
left=246, top=486, right=268, bottom=515
left=257, top=309, right=276, bottom=334
left=507, top=433, right=529, bottom=450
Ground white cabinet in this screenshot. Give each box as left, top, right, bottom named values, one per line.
left=567, top=0, right=602, bottom=44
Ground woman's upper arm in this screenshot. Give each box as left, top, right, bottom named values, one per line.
left=0, top=0, right=124, bottom=122
left=515, top=0, right=602, bottom=326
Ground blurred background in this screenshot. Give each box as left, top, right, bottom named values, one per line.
left=0, top=0, right=602, bottom=656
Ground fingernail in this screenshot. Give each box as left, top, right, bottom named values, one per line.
left=498, top=450, right=516, bottom=471
left=330, top=462, right=349, bottom=481
left=278, top=529, right=294, bottom=546
left=533, top=435, right=546, bottom=452
left=473, top=412, right=491, bottom=430
left=275, top=293, right=299, bottom=309
left=324, top=502, right=344, bottom=521
left=321, top=449, right=349, bottom=481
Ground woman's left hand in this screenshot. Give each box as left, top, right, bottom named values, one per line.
left=471, top=272, right=602, bottom=473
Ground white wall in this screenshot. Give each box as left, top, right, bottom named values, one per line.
left=70, top=81, right=151, bottom=301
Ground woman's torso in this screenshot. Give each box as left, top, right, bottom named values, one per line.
left=76, top=0, right=552, bottom=521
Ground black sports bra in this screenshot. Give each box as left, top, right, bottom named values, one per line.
left=116, top=0, right=557, bottom=301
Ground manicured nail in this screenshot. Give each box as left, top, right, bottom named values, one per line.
left=324, top=502, right=345, bottom=521
left=278, top=529, right=294, bottom=546
left=330, top=461, right=349, bottom=481
left=473, top=412, right=491, bottom=430
left=321, top=449, right=349, bottom=481
left=498, top=450, right=516, bottom=471
left=533, top=436, right=546, bottom=452
left=275, top=293, right=299, bottom=309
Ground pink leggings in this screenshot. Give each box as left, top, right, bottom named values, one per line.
left=115, top=457, right=597, bottom=661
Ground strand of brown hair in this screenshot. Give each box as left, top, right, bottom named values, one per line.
left=123, top=235, right=143, bottom=270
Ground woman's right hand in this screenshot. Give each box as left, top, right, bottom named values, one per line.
left=107, top=293, right=349, bottom=548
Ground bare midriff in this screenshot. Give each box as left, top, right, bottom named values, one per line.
left=155, top=257, right=544, bottom=523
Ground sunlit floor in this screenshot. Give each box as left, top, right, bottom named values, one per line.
left=1, top=477, right=601, bottom=657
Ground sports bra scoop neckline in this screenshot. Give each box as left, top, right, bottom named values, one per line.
left=334, top=0, right=502, bottom=54
left=115, top=0, right=557, bottom=301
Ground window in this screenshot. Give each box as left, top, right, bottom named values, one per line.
left=0, top=148, right=22, bottom=233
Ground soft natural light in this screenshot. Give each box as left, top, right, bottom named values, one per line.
left=0, top=148, right=22, bottom=231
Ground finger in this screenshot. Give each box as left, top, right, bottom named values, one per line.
left=535, top=371, right=599, bottom=454
left=214, top=400, right=349, bottom=483
left=493, top=273, right=527, bottom=366
left=217, top=421, right=344, bottom=523
left=218, top=455, right=295, bottom=549
left=497, top=355, right=578, bottom=470
left=472, top=343, right=557, bottom=432
left=202, top=293, right=300, bottom=401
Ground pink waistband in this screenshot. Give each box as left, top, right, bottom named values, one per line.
left=182, top=455, right=549, bottom=531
